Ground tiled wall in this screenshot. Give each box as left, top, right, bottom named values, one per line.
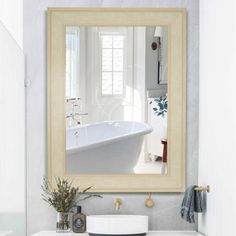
left=24, top=0, right=199, bottom=235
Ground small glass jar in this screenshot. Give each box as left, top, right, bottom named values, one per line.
left=56, top=212, right=71, bottom=232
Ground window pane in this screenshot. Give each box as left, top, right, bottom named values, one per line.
left=102, top=35, right=112, bottom=48
left=102, top=49, right=112, bottom=71
left=100, top=33, right=125, bottom=96
left=102, top=72, right=112, bottom=95
left=113, top=72, right=123, bottom=94
left=113, top=36, right=123, bottom=48
left=113, top=49, right=123, bottom=71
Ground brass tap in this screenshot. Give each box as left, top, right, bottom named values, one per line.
left=145, top=193, right=154, bottom=208
left=114, top=198, right=122, bottom=210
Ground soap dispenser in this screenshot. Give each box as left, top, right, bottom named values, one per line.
left=72, top=206, right=86, bottom=233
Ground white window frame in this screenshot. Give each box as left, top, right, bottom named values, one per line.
left=98, top=28, right=128, bottom=98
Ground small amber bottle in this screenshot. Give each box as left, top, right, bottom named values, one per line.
left=72, top=206, right=86, bottom=233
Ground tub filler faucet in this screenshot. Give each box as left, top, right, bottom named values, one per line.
left=66, top=112, right=88, bottom=119
left=66, top=112, right=88, bottom=126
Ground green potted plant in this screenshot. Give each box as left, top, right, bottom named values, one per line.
left=41, top=177, right=101, bottom=232
left=150, top=95, right=168, bottom=118
left=149, top=95, right=168, bottom=139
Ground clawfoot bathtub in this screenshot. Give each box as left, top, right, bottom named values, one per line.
left=66, top=121, right=153, bottom=174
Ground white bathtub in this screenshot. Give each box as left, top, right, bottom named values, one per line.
left=66, top=121, right=153, bottom=174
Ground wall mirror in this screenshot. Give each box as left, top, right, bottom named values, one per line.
left=65, top=25, right=168, bottom=175
left=48, top=8, right=186, bottom=192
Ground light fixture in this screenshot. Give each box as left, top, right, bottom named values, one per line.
left=151, top=27, right=163, bottom=84
left=154, top=26, right=163, bottom=37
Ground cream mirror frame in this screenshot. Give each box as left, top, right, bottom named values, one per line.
left=48, top=8, right=186, bottom=192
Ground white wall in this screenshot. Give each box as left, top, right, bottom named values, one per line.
left=0, top=0, right=23, bottom=48
left=24, top=0, right=199, bottom=235
left=0, top=22, right=26, bottom=236
left=198, top=0, right=236, bottom=235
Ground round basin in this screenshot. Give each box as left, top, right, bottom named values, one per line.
left=87, top=215, right=148, bottom=236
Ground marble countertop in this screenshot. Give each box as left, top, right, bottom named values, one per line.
left=31, top=231, right=204, bottom=236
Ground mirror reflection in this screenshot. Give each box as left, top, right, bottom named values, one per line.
left=65, top=26, right=168, bottom=174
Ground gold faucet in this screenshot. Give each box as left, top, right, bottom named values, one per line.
left=145, top=193, right=154, bottom=208
left=114, top=198, right=122, bottom=210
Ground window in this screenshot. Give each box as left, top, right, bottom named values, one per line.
left=100, top=33, right=125, bottom=96
left=66, top=27, right=80, bottom=99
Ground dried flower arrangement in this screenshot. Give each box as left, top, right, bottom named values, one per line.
left=41, top=177, right=102, bottom=213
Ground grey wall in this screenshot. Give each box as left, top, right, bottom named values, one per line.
left=24, top=0, right=199, bottom=235
left=145, top=26, right=168, bottom=90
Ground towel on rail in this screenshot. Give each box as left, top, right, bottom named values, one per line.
left=181, top=185, right=205, bottom=223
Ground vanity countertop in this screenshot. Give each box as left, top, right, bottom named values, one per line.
left=31, top=231, right=204, bottom=236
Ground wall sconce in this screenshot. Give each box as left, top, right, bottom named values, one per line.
left=151, top=27, right=163, bottom=84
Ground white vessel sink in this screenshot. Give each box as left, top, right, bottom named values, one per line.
left=87, top=215, right=148, bottom=236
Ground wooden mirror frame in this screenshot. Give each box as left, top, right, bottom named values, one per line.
left=48, top=8, right=186, bottom=192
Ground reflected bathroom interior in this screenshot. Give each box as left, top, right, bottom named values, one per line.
left=65, top=26, right=168, bottom=174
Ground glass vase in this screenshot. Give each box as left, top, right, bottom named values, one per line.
left=56, top=212, right=71, bottom=233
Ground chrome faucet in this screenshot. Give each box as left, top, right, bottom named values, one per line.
left=66, top=97, right=80, bottom=102
left=66, top=97, right=88, bottom=126
left=75, top=112, right=88, bottom=116
left=66, top=114, right=73, bottom=119
left=66, top=112, right=88, bottom=118
left=66, top=112, right=88, bottom=126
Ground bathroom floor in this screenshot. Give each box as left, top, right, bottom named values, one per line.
left=134, top=160, right=167, bottom=174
